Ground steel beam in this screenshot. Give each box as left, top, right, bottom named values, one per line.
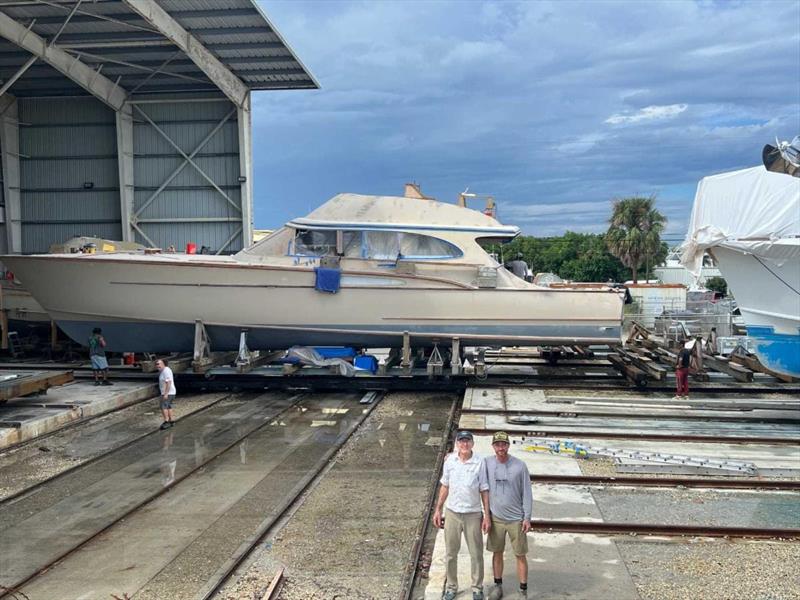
left=122, top=0, right=249, bottom=107
left=0, top=94, right=21, bottom=253
left=115, top=103, right=135, bottom=242
left=237, top=92, right=253, bottom=247
left=0, top=10, right=127, bottom=110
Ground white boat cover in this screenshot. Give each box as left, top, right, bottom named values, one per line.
left=680, top=166, right=800, bottom=276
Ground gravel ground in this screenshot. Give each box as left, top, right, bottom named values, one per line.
left=214, top=391, right=456, bottom=600
left=0, top=392, right=229, bottom=499
left=618, top=539, right=800, bottom=600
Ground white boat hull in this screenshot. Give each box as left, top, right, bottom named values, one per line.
left=1, top=254, right=624, bottom=353
left=711, top=245, right=800, bottom=378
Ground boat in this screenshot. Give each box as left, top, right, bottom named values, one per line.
left=680, top=139, right=800, bottom=378
left=0, top=193, right=625, bottom=353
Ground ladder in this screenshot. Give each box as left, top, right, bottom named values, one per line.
left=515, top=437, right=756, bottom=474
left=6, top=331, right=22, bottom=358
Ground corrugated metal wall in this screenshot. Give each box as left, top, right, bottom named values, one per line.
left=133, top=100, right=243, bottom=252
left=10, top=97, right=244, bottom=254
left=19, top=98, right=120, bottom=253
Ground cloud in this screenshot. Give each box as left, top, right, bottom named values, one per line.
left=254, top=0, right=800, bottom=236
left=605, top=104, right=689, bottom=125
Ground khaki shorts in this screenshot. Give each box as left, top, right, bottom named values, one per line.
left=486, top=517, right=528, bottom=556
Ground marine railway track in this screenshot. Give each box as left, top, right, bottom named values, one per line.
left=0, top=391, right=381, bottom=600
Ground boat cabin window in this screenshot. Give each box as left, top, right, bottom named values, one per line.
left=291, top=229, right=462, bottom=259
left=363, top=231, right=462, bottom=260
left=293, top=229, right=337, bottom=256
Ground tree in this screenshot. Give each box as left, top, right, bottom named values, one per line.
left=705, top=276, right=727, bottom=296
left=605, top=196, right=666, bottom=283
left=489, top=232, right=629, bottom=283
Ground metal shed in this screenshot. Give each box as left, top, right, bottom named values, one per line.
left=0, top=0, right=317, bottom=255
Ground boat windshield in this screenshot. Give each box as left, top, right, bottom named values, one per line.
left=291, top=229, right=462, bottom=260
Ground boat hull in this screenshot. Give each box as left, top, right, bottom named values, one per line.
left=711, top=246, right=800, bottom=378
left=1, top=255, right=624, bottom=353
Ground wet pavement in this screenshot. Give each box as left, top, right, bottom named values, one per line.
left=0, top=392, right=230, bottom=500
left=0, top=391, right=300, bottom=592
left=16, top=392, right=368, bottom=600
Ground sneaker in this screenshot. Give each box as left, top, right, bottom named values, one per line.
left=473, top=591, right=485, bottom=600
left=672, top=395, right=682, bottom=400
left=159, top=421, right=171, bottom=430
left=488, top=583, right=503, bottom=600
left=101, top=380, right=113, bottom=386
left=94, top=381, right=101, bottom=386
left=443, top=590, right=457, bottom=600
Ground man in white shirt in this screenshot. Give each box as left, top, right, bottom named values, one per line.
left=433, top=430, right=491, bottom=600
left=156, top=358, right=177, bottom=430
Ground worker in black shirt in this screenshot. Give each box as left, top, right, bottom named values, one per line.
left=674, top=342, right=693, bottom=399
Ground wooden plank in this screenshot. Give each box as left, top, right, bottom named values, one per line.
left=618, top=349, right=667, bottom=381
left=702, top=353, right=754, bottom=383
left=0, top=370, right=73, bottom=402
left=607, top=353, right=648, bottom=387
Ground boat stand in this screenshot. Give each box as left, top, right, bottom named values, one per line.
left=451, top=337, right=462, bottom=376
left=427, top=343, right=444, bottom=377
left=236, top=329, right=260, bottom=373
left=192, top=320, right=213, bottom=372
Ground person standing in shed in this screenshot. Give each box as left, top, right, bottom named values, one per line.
left=156, top=358, right=176, bottom=430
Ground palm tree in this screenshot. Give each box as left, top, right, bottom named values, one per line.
left=605, top=196, right=666, bottom=283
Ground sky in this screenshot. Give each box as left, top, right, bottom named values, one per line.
left=251, top=0, right=800, bottom=239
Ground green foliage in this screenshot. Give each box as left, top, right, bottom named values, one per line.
left=705, top=276, right=728, bottom=296
left=605, top=196, right=667, bottom=283
left=492, top=231, right=630, bottom=283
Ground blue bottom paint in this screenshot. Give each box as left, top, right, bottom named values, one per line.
left=56, top=320, right=621, bottom=354
left=747, top=326, right=800, bottom=378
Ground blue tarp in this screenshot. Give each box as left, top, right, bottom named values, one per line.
left=314, top=267, right=341, bottom=293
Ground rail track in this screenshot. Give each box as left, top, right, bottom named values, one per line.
left=531, top=474, right=800, bottom=490
left=0, top=391, right=382, bottom=600
left=529, top=520, right=800, bottom=539
left=400, top=394, right=461, bottom=600
left=0, top=392, right=309, bottom=599
left=467, top=427, right=800, bottom=445
left=0, top=392, right=237, bottom=505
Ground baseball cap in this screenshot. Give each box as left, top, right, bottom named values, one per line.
left=492, top=431, right=510, bottom=444
left=456, top=430, right=474, bottom=441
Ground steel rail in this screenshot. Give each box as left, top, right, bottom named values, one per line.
left=399, top=394, right=462, bottom=600
left=461, top=407, right=800, bottom=424
left=197, top=392, right=384, bottom=600
left=531, top=520, right=800, bottom=539
left=0, top=392, right=309, bottom=600
left=0, top=392, right=238, bottom=506
left=467, top=427, right=800, bottom=445
left=531, top=474, right=800, bottom=490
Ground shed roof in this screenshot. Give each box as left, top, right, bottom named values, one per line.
left=0, top=0, right=318, bottom=98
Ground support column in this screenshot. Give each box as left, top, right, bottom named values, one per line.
left=237, top=92, right=253, bottom=247
left=0, top=94, right=21, bottom=254
left=115, top=103, right=135, bottom=242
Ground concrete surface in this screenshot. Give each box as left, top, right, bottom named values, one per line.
left=17, top=393, right=366, bottom=600
left=0, top=379, right=157, bottom=449
left=0, top=391, right=298, bottom=591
